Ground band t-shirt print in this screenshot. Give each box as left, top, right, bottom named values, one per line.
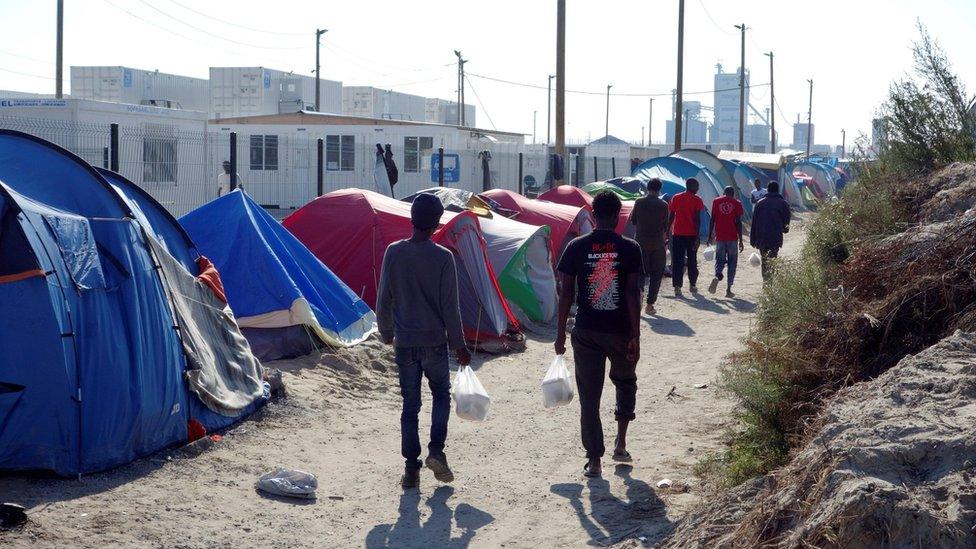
left=557, top=229, right=641, bottom=334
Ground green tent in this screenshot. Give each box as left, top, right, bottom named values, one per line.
left=582, top=181, right=643, bottom=201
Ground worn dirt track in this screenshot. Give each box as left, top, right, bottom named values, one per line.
left=0, top=220, right=808, bottom=548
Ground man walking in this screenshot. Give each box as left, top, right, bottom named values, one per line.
left=376, top=193, right=471, bottom=489
left=750, top=178, right=767, bottom=205
left=630, top=178, right=669, bottom=315
left=668, top=178, right=705, bottom=296
left=555, top=191, right=642, bottom=478
left=707, top=187, right=745, bottom=298
left=750, top=181, right=792, bottom=281
left=217, top=160, right=243, bottom=197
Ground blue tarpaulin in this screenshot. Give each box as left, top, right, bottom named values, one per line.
left=180, top=191, right=376, bottom=360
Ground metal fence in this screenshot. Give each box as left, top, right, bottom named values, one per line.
left=1, top=115, right=633, bottom=219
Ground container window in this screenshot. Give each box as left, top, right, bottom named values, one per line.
left=404, top=136, right=434, bottom=173
left=326, top=135, right=354, bottom=172
left=143, top=136, right=178, bottom=183
left=249, top=135, right=278, bottom=171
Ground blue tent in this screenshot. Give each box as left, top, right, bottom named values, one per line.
left=180, top=191, right=377, bottom=361
left=0, top=130, right=265, bottom=476
left=632, top=156, right=718, bottom=239
left=720, top=159, right=772, bottom=218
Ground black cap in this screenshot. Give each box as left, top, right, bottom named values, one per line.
left=411, top=193, right=444, bottom=230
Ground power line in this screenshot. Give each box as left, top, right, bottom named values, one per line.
left=0, top=49, right=54, bottom=65
left=463, top=74, right=496, bottom=130
left=136, top=0, right=305, bottom=50
left=467, top=71, right=769, bottom=98
left=0, top=66, right=55, bottom=80
left=696, top=0, right=734, bottom=36
left=163, top=0, right=306, bottom=36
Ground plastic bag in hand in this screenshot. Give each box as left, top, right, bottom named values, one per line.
left=703, top=246, right=716, bottom=262
left=542, top=355, right=574, bottom=408
left=453, top=365, right=490, bottom=421
left=749, top=252, right=761, bottom=267
left=255, top=468, right=318, bottom=499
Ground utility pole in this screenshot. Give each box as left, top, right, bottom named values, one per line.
left=56, top=0, right=64, bottom=98
left=555, top=0, right=566, bottom=183
left=841, top=129, right=846, bottom=157
left=648, top=98, right=654, bottom=146
left=806, top=78, right=814, bottom=158
left=533, top=110, right=537, bottom=144
left=605, top=84, right=612, bottom=140
left=641, top=126, right=645, bottom=147
left=454, top=50, right=467, bottom=126
left=315, top=28, right=328, bottom=112
left=547, top=74, right=555, bottom=145
left=764, top=51, right=775, bottom=152
left=673, top=0, right=685, bottom=150
left=735, top=23, right=747, bottom=152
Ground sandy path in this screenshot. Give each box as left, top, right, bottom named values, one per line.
left=1, top=220, right=808, bottom=548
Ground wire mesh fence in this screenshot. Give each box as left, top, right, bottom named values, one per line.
left=0, top=115, right=636, bottom=219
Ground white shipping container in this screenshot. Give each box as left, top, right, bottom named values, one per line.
left=209, top=67, right=341, bottom=119
left=70, top=66, right=209, bottom=112
left=342, top=87, right=426, bottom=121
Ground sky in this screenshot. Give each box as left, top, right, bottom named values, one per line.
left=1, top=0, right=974, bottom=148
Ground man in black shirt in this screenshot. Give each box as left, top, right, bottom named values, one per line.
left=630, top=178, right=670, bottom=315
left=555, top=191, right=642, bottom=478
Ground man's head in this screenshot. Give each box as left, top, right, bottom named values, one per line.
left=222, top=160, right=231, bottom=173
left=410, top=193, right=444, bottom=237
left=686, top=178, right=700, bottom=195
left=648, top=178, right=663, bottom=196
left=753, top=178, right=763, bottom=190
left=767, top=181, right=780, bottom=194
left=724, top=186, right=735, bottom=197
left=592, top=191, right=622, bottom=229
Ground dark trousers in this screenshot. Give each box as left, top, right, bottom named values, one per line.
left=637, top=243, right=667, bottom=305
left=571, top=328, right=638, bottom=459
left=396, top=345, right=451, bottom=469
left=759, top=247, right=780, bottom=282
left=671, top=235, right=699, bottom=289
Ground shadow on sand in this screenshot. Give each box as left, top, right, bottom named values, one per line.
left=644, top=315, right=695, bottom=337
left=551, top=464, right=673, bottom=546
left=365, top=486, right=494, bottom=549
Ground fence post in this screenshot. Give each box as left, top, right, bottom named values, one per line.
left=611, top=156, right=617, bottom=178
left=517, top=152, right=524, bottom=195
left=438, top=147, right=444, bottom=186
left=109, top=123, right=119, bottom=172
left=592, top=156, right=598, bottom=183
left=229, top=132, right=238, bottom=191
left=575, top=154, right=582, bottom=187
left=317, top=138, right=324, bottom=197
left=102, top=147, right=109, bottom=169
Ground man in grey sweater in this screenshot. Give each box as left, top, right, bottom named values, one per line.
left=376, top=193, right=471, bottom=490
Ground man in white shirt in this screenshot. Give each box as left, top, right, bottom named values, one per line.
left=749, top=178, right=767, bottom=205
left=217, top=161, right=243, bottom=197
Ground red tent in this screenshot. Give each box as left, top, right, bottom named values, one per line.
left=480, top=188, right=594, bottom=262
left=537, top=185, right=634, bottom=236
left=283, top=189, right=519, bottom=344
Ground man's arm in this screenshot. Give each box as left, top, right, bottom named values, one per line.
left=439, top=255, right=466, bottom=351
left=736, top=215, right=744, bottom=251
left=554, top=272, right=575, bottom=355
left=707, top=206, right=716, bottom=245
left=625, top=270, right=641, bottom=361
left=376, top=247, right=395, bottom=344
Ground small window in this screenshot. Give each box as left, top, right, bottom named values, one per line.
left=403, top=136, right=434, bottom=173
left=249, top=135, right=278, bottom=171
left=143, top=137, right=177, bottom=183
left=326, top=135, right=355, bottom=171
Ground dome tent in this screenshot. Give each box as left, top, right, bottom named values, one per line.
left=283, top=189, right=520, bottom=347
left=632, top=156, right=718, bottom=239
left=0, top=130, right=264, bottom=476
left=480, top=188, right=595, bottom=263
left=181, top=191, right=377, bottom=361
left=538, top=184, right=635, bottom=237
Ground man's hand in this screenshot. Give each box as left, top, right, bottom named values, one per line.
left=706, top=238, right=713, bottom=247
left=626, top=337, right=640, bottom=362
left=739, top=240, right=745, bottom=252
left=380, top=333, right=394, bottom=345
left=693, top=238, right=701, bottom=250
left=455, top=347, right=471, bottom=366
left=554, top=333, right=567, bottom=356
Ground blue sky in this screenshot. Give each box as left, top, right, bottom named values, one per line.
left=1, top=0, right=973, bottom=147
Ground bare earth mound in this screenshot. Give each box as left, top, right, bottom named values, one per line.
left=662, top=331, right=976, bottom=548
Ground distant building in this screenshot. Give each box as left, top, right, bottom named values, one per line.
left=342, top=87, right=426, bottom=121
left=209, top=67, right=341, bottom=119
left=793, top=122, right=815, bottom=150
left=711, top=64, right=747, bottom=145
left=71, top=66, right=209, bottom=112
left=665, top=118, right=707, bottom=144
left=425, top=98, right=476, bottom=126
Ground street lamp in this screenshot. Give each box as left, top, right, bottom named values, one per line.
left=315, top=28, right=328, bottom=112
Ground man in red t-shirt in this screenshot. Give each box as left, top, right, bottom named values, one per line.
left=706, top=186, right=745, bottom=298
left=667, top=178, right=706, bottom=296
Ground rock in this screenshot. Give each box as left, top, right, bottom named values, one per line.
left=0, top=503, right=27, bottom=529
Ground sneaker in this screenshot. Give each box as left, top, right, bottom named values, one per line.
left=726, top=290, right=736, bottom=298
left=425, top=454, right=455, bottom=483
left=644, top=303, right=656, bottom=315
left=707, top=277, right=720, bottom=294
left=673, top=287, right=683, bottom=298
left=690, top=285, right=699, bottom=294
left=401, top=468, right=420, bottom=489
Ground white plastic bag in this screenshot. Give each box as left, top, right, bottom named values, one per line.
left=703, top=246, right=716, bottom=262
left=542, top=355, right=574, bottom=408
left=749, top=252, right=761, bottom=267
left=255, top=468, right=318, bottom=499
left=453, top=366, right=490, bottom=421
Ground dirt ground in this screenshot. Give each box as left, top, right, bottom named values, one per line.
left=0, top=219, right=809, bottom=548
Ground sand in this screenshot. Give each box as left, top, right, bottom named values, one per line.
left=0, top=219, right=809, bottom=548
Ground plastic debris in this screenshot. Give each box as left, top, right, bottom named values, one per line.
left=656, top=479, right=673, bottom=489
left=256, top=468, right=318, bottom=499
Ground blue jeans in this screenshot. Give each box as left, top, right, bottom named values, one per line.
left=396, top=345, right=451, bottom=470
left=714, top=241, right=739, bottom=289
